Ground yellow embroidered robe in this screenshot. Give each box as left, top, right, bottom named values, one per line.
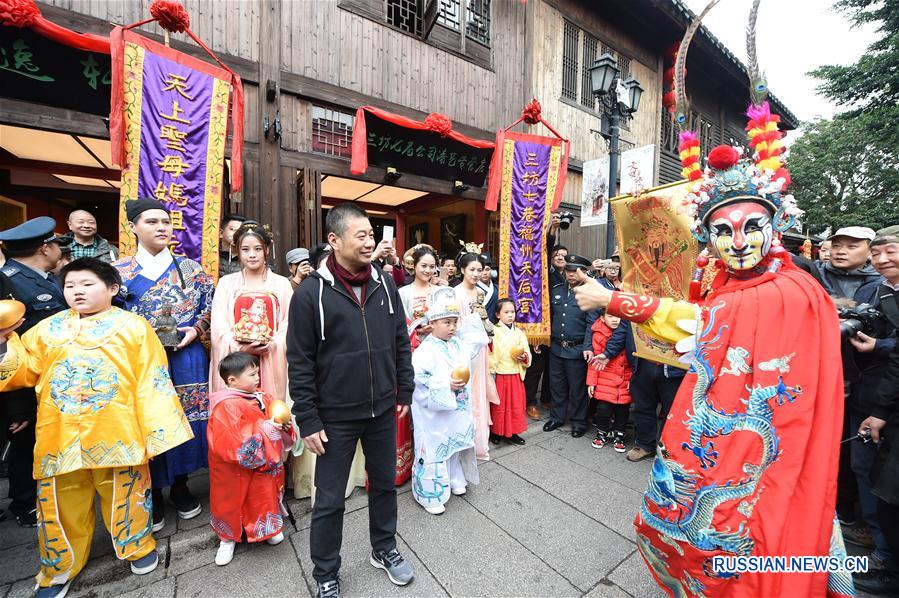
left=0, top=307, right=193, bottom=479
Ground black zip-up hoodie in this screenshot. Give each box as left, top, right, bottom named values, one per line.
left=287, top=260, right=413, bottom=437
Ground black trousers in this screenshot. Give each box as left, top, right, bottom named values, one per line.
left=1, top=392, right=37, bottom=517
left=549, top=351, right=588, bottom=430
left=877, top=499, right=899, bottom=569
left=836, top=382, right=858, bottom=522
left=630, top=363, right=682, bottom=452
left=310, top=408, right=397, bottom=582
left=523, top=345, right=551, bottom=406
left=595, top=401, right=629, bottom=435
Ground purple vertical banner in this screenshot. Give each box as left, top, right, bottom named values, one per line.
left=136, top=51, right=213, bottom=260
left=498, top=134, right=563, bottom=345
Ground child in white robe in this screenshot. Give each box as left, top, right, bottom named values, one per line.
left=410, top=287, right=486, bottom=515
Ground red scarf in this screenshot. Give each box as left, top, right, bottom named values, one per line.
left=327, top=252, right=371, bottom=304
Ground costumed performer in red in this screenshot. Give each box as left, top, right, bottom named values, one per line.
left=570, top=3, right=852, bottom=590
left=207, top=352, right=295, bottom=566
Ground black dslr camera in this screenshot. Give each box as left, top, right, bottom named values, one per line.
left=558, top=212, right=575, bottom=230
left=838, top=303, right=893, bottom=340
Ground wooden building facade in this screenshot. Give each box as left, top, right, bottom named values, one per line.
left=0, top=0, right=797, bottom=271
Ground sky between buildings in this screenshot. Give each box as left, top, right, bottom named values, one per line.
left=683, top=0, right=877, bottom=128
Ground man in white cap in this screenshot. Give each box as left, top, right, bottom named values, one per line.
left=816, top=226, right=880, bottom=298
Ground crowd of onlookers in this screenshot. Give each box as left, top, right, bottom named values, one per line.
left=1, top=203, right=898, bottom=596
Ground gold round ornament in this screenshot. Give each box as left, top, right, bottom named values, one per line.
left=510, top=346, right=526, bottom=361
left=0, top=300, right=26, bottom=329
left=451, top=365, right=470, bottom=385
left=268, top=399, right=292, bottom=425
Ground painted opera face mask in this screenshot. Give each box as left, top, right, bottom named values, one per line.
left=707, top=200, right=774, bottom=271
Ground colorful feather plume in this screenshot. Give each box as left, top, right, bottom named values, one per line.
left=745, top=101, right=785, bottom=174
left=678, top=131, right=702, bottom=181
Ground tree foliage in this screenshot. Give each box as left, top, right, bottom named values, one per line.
left=789, top=0, right=899, bottom=233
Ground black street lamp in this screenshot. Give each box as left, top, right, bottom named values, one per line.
left=588, top=53, right=643, bottom=257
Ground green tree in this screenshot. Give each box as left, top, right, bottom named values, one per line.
left=789, top=0, right=899, bottom=232
left=790, top=114, right=897, bottom=232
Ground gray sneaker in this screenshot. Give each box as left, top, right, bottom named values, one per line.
left=370, top=548, right=414, bottom=586
left=316, top=579, right=340, bottom=598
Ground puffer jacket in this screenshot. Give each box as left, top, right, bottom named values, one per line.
left=586, top=319, right=632, bottom=405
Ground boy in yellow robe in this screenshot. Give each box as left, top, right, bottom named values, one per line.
left=0, top=258, right=193, bottom=598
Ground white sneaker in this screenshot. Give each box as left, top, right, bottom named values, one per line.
left=451, top=487, right=467, bottom=496
left=266, top=532, right=284, bottom=546
left=215, top=540, right=235, bottom=566
left=423, top=504, right=445, bottom=515
left=151, top=517, right=165, bottom=533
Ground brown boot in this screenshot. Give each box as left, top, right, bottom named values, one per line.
left=526, top=406, right=540, bottom=420
left=626, top=447, right=653, bottom=462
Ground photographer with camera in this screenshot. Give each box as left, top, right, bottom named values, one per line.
left=854, top=233, right=899, bottom=594
left=817, top=227, right=896, bottom=570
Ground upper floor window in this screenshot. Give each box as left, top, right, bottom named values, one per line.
left=312, top=105, right=355, bottom=160
left=561, top=21, right=632, bottom=128
left=386, top=0, right=423, bottom=36
left=436, top=0, right=491, bottom=46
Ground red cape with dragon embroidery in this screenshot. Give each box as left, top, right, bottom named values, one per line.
left=609, top=255, right=853, bottom=597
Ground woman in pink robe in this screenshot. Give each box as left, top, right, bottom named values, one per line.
left=209, top=222, right=294, bottom=400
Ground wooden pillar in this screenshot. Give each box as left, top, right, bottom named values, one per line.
left=395, top=212, right=406, bottom=256
left=257, top=0, right=285, bottom=264
left=474, top=200, right=487, bottom=245
left=298, top=167, right=322, bottom=249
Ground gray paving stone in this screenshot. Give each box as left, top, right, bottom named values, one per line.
left=584, top=579, right=634, bottom=598
left=167, top=525, right=246, bottom=576
left=496, top=445, right=644, bottom=539
left=176, top=532, right=309, bottom=598
left=468, top=461, right=630, bottom=592
left=539, top=433, right=653, bottom=493
left=117, top=576, right=176, bottom=598
left=0, top=541, right=38, bottom=585
left=398, top=492, right=580, bottom=597
left=291, top=507, right=445, bottom=598
left=0, top=518, right=38, bottom=551
left=68, top=545, right=168, bottom=598
left=607, top=549, right=666, bottom=598
left=5, top=578, right=33, bottom=598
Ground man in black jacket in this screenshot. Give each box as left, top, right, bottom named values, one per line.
left=287, top=203, right=414, bottom=598
left=854, top=233, right=899, bottom=595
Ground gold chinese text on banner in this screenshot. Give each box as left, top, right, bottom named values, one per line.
left=610, top=181, right=699, bottom=369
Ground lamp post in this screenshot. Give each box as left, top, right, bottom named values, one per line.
left=588, top=53, right=644, bottom=258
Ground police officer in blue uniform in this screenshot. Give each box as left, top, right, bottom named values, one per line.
left=544, top=254, right=601, bottom=437
left=0, top=216, right=67, bottom=527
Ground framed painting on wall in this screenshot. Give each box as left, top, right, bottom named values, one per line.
left=409, top=222, right=429, bottom=247
left=440, top=214, right=466, bottom=254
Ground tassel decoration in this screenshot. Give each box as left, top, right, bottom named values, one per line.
left=678, top=131, right=702, bottom=181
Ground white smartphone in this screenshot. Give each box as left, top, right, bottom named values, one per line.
left=382, top=225, right=394, bottom=244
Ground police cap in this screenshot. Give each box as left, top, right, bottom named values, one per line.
left=0, top=217, right=66, bottom=251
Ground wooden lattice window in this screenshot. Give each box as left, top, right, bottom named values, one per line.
left=580, top=32, right=598, bottom=109
left=386, top=0, right=422, bottom=36
left=562, top=21, right=579, bottom=102
left=465, top=0, right=490, bottom=46
left=312, top=105, right=355, bottom=160
left=660, top=105, right=678, bottom=154
left=436, top=0, right=460, bottom=30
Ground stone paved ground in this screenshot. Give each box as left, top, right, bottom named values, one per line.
left=0, top=418, right=876, bottom=597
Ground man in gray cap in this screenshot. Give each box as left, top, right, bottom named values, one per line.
left=286, top=247, right=312, bottom=290
left=0, top=216, right=67, bottom=527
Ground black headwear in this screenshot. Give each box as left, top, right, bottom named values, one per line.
left=125, top=198, right=169, bottom=222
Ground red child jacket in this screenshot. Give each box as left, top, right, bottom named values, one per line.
left=586, top=319, right=632, bottom=405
